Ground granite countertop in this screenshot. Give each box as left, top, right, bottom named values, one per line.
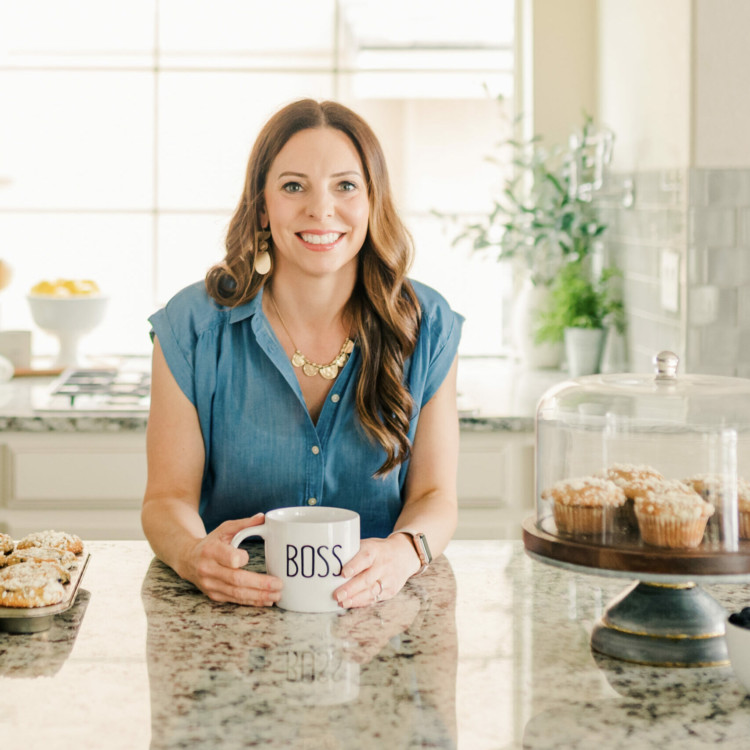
left=0, top=357, right=569, bottom=433
left=2, top=540, right=749, bottom=749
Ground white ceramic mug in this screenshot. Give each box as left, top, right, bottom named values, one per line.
left=231, top=506, right=360, bottom=613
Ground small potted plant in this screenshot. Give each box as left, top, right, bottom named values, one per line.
left=535, top=259, right=626, bottom=376
left=445, top=113, right=610, bottom=368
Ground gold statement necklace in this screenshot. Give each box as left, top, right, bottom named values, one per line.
left=269, top=292, right=354, bottom=380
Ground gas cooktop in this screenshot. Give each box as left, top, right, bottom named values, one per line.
left=36, top=366, right=151, bottom=413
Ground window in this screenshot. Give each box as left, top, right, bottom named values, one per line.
left=0, top=0, right=515, bottom=359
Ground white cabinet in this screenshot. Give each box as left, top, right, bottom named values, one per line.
left=0, top=428, right=535, bottom=541
left=0, top=432, right=147, bottom=540
left=455, top=430, right=535, bottom=540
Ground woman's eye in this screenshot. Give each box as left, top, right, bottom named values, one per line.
left=282, top=182, right=303, bottom=193
left=338, top=181, right=357, bottom=192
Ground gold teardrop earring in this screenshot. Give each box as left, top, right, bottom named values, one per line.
left=254, top=229, right=272, bottom=275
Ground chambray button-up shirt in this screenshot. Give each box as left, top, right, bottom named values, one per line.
left=149, top=279, right=463, bottom=539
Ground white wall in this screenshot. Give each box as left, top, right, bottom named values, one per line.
left=530, top=0, right=598, bottom=148
left=693, top=0, right=750, bottom=168
left=598, top=0, right=750, bottom=171
left=598, top=0, right=691, bottom=171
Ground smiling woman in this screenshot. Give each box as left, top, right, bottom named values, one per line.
left=142, top=98, right=464, bottom=612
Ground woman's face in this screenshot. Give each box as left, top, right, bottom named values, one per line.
left=261, top=127, right=370, bottom=283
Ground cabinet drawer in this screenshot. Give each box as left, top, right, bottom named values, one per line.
left=457, top=431, right=535, bottom=509
left=3, top=435, right=147, bottom=508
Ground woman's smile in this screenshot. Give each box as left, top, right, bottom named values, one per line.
left=297, top=230, right=345, bottom=250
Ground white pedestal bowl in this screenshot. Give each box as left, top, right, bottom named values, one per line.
left=27, top=294, right=109, bottom=368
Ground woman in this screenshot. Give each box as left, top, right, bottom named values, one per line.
left=142, top=99, right=463, bottom=609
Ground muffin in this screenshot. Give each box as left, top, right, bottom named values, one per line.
left=17, top=529, right=83, bottom=555
left=542, top=476, right=627, bottom=537
left=0, top=561, right=67, bottom=608
left=634, top=482, right=715, bottom=549
left=599, top=463, right=665, bottom=500
left=682, top=474, right=750, bottom=540
left=596, top=463, right=668, bottom=535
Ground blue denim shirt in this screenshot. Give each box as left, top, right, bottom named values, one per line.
left=149, top=279, right=463, bottom=538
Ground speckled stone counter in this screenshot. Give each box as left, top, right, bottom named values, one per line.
left=2, top=540, right=749, bottom=749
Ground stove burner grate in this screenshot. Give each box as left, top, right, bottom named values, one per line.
left=51, top=368, right=151, bottom=408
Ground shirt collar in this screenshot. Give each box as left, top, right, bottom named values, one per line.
left=228, top=284, right=265, bottom=324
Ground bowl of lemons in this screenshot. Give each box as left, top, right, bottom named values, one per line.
left=27, top=279, right=108, bottom=367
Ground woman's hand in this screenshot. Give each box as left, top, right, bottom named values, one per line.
left=180, top=514, right=283, bottom=607
left=333, top=533, right=420, bottom=609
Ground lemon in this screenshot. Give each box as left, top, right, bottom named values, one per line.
left=31, top=278, right=100, bottom=296
left=0, top=260, right=13, bottom=291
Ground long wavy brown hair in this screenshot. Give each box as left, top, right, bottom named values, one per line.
left=205, top=99, right=421, bottom=475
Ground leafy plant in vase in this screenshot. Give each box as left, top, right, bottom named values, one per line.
left=535, top=259, right=626, bottom=376
left=446, top=114, right=610, bottom=369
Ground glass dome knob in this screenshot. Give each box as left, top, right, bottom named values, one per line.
left=654, top=350, right=679, bottom=381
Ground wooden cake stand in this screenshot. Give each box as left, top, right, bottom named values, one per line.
left=522, top=515, right=750, bottom=667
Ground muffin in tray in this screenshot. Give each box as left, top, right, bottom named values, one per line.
left=682, top=474, right=750, bottom=540
left=16, top=529, right=83, bottom=555
left=542, top=476, right=627, bottom=537
left=634, top=482, right=715, bottom=549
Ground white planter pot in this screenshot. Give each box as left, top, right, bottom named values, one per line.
left=564, top=327, right=606, bottom=377
left=510, top=278, right=562, bottom=370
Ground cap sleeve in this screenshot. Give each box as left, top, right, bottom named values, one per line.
left=410, top=280, right=464, bottom=407
left=148, top=282, right=212, bottom=405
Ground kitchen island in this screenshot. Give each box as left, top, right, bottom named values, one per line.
left=1, top=540, right=749, bottom=749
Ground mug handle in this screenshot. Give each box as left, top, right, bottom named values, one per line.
left=231, top=524, right=268, bottom=548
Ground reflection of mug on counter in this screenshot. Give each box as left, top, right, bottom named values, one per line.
left=232, top=507, right=360, bottom=613
left=271, top=612, right=359, bottom=706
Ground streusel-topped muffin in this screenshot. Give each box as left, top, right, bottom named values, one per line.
left=634, top=482, right=715, bottom=549
left=542, top=476, right=627, bottom=537
left=683, top=474, right=750, bottom=540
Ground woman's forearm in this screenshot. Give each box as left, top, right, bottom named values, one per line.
left=141, top=494, right=207, bottom=580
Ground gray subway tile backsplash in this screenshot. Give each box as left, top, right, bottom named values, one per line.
left=688, top=207, right=736, bottom=246
left=607, top=167, right=750, bottom=376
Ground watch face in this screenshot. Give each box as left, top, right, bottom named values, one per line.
left=416, top=533, right=432, bottom=564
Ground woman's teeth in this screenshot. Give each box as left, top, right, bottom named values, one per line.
left=299, top=232, right=341, bottom=245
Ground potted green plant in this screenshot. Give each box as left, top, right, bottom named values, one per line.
left=535, top=259, right=626, bottom=376
left=446, top=114, right=610, bottom=368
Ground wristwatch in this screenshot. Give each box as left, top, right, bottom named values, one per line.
left=391, top=530, right=432, bottom=577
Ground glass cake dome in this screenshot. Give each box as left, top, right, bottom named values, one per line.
left=527, top=351, right=750, bottom=575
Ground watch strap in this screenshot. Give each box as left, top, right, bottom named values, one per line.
left=389, top=529, right=432, bottom=576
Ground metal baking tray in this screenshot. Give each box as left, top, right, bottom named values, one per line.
left=0, top=552, right=90, bottom=634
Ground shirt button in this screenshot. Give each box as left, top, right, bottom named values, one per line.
left=311, top=446, right=320, bottom=455
left=331, top=394, right=340, bottom=403
left=307, top=497, right=318, bottom=506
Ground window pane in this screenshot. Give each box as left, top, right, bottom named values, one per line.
left=407, top=214, right=511, bottom=356
left=157, top=72, right=333, bottom=209
left=0, top=71, right=153, bottom=209
left=156, top=213, right=230, bottom=304
left=339, top=0, right=514, bottom=52
left=158, top=0, right=336, bottom=70
left=0, top=214, right=154, bottom=357
left=348, top=98, right=510, bottom=215
left=0, top=0, right=155, bottom=69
